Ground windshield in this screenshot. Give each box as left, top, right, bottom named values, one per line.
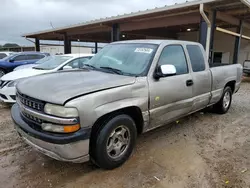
left=86, top=43, right=158, bottom=76
left=34, top=56, right=51, bottom=64
left=33, top=55, right=73, bottom=70
left=1, top=54, right=17, bottom=61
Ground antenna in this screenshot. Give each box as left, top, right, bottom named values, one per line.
left=50, top=21, right=55, bottom=29
left=78, top=38, right=80, bottom=55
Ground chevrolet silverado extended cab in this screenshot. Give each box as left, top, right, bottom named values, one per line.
left=11, top=40, right=242, bottom=170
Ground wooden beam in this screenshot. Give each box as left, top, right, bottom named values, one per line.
left=217, top=11, right=250, bottom=29
left=66, top=26, right=111, bottom=36
left=217, top=11, right=240, bottom=25
left=216, top=27, right=250, bottom=40
left=70, top=37, right=110, bottom=43
left=120, top=13, right=200, bottom=31
left=225, top=9, right=249, bottom=15
left=212, top=2, right=242, bottom=9
left=126, top=28, right=177, bottom=38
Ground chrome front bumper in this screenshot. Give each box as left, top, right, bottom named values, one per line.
left=12, top=104, right=90, bottom=163
left=16, top=125, right=90, bottom=163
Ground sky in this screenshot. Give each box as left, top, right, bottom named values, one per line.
left=0, top=0, right=192, bottom=46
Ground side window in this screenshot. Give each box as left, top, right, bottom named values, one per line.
left=0, top=53, right=7, bottom=59
left=13, top=55, right=27, bottom=61
left=186, top=45, right=206, bottom=72
left=27, top=54, right=45, bottom=60
left=37, top=54, right=45, bottom=59
left=66, top=57, right=91, bottom=69
left=158, top=45, right=188, bottom=75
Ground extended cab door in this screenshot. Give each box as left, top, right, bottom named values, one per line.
left=186, top=44, right=212, bottom=111
left=148, top=44, right=193, bottom=129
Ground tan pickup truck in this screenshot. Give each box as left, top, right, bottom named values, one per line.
left=12, top=40, right=242, bottom=169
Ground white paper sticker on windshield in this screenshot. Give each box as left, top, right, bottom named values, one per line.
left=134, top=48, right=153, bottom=54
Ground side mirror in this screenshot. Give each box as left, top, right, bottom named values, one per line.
left=63, top=65, right=73, bottom=70
left=9, top=59, right=14, bottom=62
left=154, top=64, right=177, bottom=79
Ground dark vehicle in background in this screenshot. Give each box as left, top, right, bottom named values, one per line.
left=0, top=52, right=50, bottom=77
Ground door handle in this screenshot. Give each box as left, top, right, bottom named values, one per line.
left=186, top=80, right=193, bottom=86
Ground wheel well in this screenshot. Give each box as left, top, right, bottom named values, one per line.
left=92, top=106, right=144, bottom=135
left=225, top=81, right=236, bottom=93
left=89, top=106, right=144, bottom=155
left=0, top=67, right=6, bottom=72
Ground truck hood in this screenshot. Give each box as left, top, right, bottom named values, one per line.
left=1, top=68, right=48, bottom=81
left=17, top=70, right=136, bottom=105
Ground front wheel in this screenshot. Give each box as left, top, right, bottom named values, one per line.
left=91, top=114, right=137, bottom=169
left=213, top=87, right=232, bottom=114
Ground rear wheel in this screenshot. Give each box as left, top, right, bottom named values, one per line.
left=0, top=69, right=5, bottom=78
left=90, top=114, right=137, bottom=169
left=213, top=87, right=232, bottom=114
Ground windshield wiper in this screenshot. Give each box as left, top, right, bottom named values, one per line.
left=33, top=67, right=45, bottom=70
left=100, top=66, right=123, bottom=75
left=82, top=64, right=97, bottom=70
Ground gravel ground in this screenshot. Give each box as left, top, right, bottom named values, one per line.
left=1, top=83, right=250, bottom=188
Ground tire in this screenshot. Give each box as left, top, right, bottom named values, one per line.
left=0, top=69, right=5, bottom=78
left=213, top=86, right=232, bottom=114
left=91, top=114, right=137, bottom=170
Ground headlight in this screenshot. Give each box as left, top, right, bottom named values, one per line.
left=41, top=123, right=80, bottom=133
left=7, top=80, right=17, bottom=87
left=44, top=103, right=78, bottom=118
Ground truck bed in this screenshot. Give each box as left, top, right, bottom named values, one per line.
left=209, top=63, right=242, bottom=104
left=209, top=63, right=230, bottom=67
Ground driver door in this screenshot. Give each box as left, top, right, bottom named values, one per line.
left=148, top=45, right=193, bottom=129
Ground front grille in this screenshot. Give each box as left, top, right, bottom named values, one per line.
left=22, top=111, right=43, bottom=124
left=0, top=94, right=7, bottom=100
left=17, top=91, right=44, bottom=112
left=0, top=81, right=9, bottom=89
left=21, top=112, right=43, bottom=131
left=10, top=95, right=16, bottom=101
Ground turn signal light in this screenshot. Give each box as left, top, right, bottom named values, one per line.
left=63, top=124, right=80, bottom=133
left=41, top=123, right=80, bottom=133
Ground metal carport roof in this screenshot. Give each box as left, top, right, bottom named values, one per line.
left=23, top=0, right=250, bottom=42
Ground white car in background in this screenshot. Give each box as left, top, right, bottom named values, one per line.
left=0, top=53, right=94, bottom=103
left=0, top=51, right=16, bottom=59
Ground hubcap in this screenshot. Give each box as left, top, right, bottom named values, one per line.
left=223, top=91, right=231, bottom=109
left=106, top=125, right=130, bottom=159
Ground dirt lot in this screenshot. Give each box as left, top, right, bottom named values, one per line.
left=1, top=83, right=250, bottom=188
